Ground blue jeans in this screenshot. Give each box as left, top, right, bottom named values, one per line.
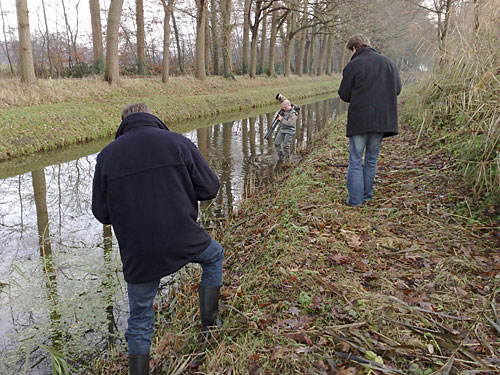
left=346, top=132, right=384, bottom=206
left=125, top=237, right=224, bottom=355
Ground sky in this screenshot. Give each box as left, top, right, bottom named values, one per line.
left=0, top=0, right=182, bottom=46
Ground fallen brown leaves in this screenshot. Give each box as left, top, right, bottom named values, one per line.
left=144, top=110, right=499, bottom=374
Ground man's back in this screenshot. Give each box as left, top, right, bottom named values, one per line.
left=92, top=112, right=220, bottom=283
left=338, top=47, right=402, bottom=138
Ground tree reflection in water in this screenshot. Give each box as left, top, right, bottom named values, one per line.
left=32, top=168, right=63, bottom=351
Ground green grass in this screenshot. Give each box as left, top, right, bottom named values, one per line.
left=0, top=75, right=340, bottom=161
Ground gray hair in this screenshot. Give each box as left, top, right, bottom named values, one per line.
left=121, top=103, right=152, bottom=120
left=282, top=99, right=291, bottom=108
left=346, top=34, right=371, bottom=51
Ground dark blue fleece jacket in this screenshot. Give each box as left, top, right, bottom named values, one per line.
left=92, top=112, right=220, bottom=283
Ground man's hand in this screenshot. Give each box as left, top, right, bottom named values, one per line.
left=278, top=115, right=283, bottom=121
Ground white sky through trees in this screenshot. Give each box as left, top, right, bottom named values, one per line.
left=0, top=0, right=186, bottom=47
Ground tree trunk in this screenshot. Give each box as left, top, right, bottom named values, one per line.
left=439, top=0, right=453, bottom=66
left=41, top=0, right=53, bottom=76
left=308, top=26, right=316, bottom=75
left=0, top=0, right=14, bottom=75
left=249, top=0, right=263, bottom=78
left=283, top=12, right=295, bottom=77
left=210, top=0, right=220, bottom=75
left=15, top=0, right=36, bottom=83
left=325, top=33, right=334, bottom=75
left=242, top=0, right=251, bottom=74
left=104, top=0, right=124, bottom=85
left=316, top=34, right=327, bottom=75
left=268, top=6, right=278, bottom=77
left=136, top=0, right=145, bottom=74
left=221, top=0, right=234, bottom=78
left=204, top=9, right=210, bottom=75
left=195, top=0, right=207, bottom=80
left=61, top=0, right=79, bottom=67
left=259, top=10, right=267, bottom=74
left=161, top=0, right=174, bottom=83
left=303, top=35, right=310, bottom=74
left=32, top=168, right=63, bottom=350
left=172, top=11, right=184, bottom=74
left=249, top=32, right=258, bottom=78
left=89, top=0, right=103, bottom=72
left=473, top=0, right=480, bottom=32
left=296, top=3, right=307, bottom=77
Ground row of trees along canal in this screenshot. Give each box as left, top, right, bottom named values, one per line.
left=4, top=0, right=443, bottom=85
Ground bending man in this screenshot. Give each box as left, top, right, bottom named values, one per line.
left=92, top=103, right=223, bottom=375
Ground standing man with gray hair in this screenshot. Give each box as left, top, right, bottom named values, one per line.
left=92, top=103, right=223, bottom=375
left=274, top=99, right=298, bottom=162
left=338, top=34, right=402, bottom=206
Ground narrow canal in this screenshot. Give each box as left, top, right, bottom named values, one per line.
left=0, top=94, right=345, bottom=373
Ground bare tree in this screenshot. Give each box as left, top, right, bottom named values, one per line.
left=209, top=0, right=220, bottom=74
left=89, top=0, right=104, bottom=72
left=315, top=34, right=326, bottom=75
left=221, top=0, right=234, bottom=78
left=15, top=0, right=36, bottom=83
left=204, top=6, right=210, bottom=74
left=104, top=0, right=124, bottom=84
left=41, top=0, right=54, bottom=76
left=281, top=2, right=296, bottom=77
left=61, top=0, right=81, bottom=68
left=249, top=0, right=262, bottom=77
left=160, top=0, right=175, bottom=82
left=171, top=11, right=185, bottom=74
left=296, top=0, right=308, bottom=76
left=195, top=0, right=208, bottom=80
left=267, top=3, right=281, bottom=77
left=0, top=0, right=14, bottom=74
left=473, top=0, right=480, bottom=32
left=136, top=0, right=145, bottom=74
left=258, top=9, right=267, bottom=74
left=325, top=33, right=334, bottom=74
left=242, top=0, right=251, bottom=74
left=407, top=0, right=456, bottom=66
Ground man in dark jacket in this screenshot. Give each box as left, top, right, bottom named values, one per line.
left=338, top=34, right=402, bottom=206
left=92, top=103, right=223, bottom=375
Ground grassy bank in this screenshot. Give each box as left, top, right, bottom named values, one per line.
left=92, top=94, right=499, bottom=374
left=0, top=75, right=339, bottom=161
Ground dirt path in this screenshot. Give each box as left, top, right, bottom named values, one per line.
left=200, top=110, right=500, bottom=374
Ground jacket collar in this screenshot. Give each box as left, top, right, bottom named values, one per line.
left=115, top=112, right=169, bottom=139
left=351, top=46, right=379, bottom=61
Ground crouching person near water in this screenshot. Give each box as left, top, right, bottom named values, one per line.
left=274, top=99, right=298, bottom=162
left=91, top=103, right=223, bottom=375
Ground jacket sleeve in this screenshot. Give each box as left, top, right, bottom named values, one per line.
left=338, top=63, right=354, bottom=103
left=396, top=66, right=402, bottom=96
left=185, top=141, right=220, bottom=201
left=92, top=156, right=112, bottom=225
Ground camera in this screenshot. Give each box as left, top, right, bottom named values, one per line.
left=276, top=93, right=287, bottom=102
left=276, top=93, right=301, bottom=114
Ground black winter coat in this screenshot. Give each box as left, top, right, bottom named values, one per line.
left=338, top=47, right=402, bottom=138
left=92, top=113, right=220, bottom=283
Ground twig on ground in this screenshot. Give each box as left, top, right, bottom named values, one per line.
left=333, top=352, right=406, bottom=374
left=389, top=296, right=468, bottom=321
